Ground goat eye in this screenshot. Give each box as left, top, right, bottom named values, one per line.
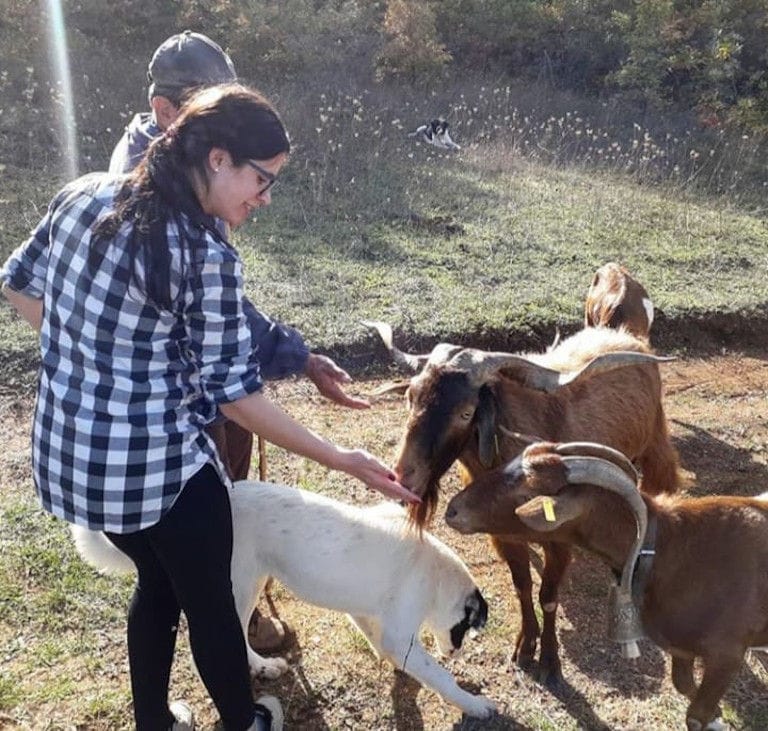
left=460, top=409, right=474, bottom=421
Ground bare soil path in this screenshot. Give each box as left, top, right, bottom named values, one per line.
left=227, top=351, right=768, bottom=731
left=1, top=351, right=767, bottom=729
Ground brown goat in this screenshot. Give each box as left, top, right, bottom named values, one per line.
left=445, top=441, right=768, bottom=731
left=365, top=321, right=684, bottom=686
left=585, top=262, right=654, bottom=340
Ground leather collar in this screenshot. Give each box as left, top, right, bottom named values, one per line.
left=632, top=513, right=657, bottom=605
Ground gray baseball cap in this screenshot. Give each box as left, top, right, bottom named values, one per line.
left=147, top=30, right=237, bottom=102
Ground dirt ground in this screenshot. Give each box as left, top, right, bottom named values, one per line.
left=3, top=350, right=768, bottom=729
left=232, top=350, right=768, bottom=731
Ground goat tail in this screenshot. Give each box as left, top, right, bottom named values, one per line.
left=70, top=524, right=136, bottom=575
left=637, top=407, right=686, bottom=496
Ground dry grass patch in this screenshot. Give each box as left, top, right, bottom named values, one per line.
left=2, top=354, right=768, bottom=728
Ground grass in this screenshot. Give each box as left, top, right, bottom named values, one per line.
left=0, top=472, right=135, bottom=729
left=3, top=81, right=768, bottom=368
left=2, top=76, right=768, bottom=728
left=232, top=152, right=768, bottom=358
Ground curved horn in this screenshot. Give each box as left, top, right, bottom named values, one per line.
left=559, top=454, right=646, bottom=592
left=554, top=441, right=639, bottom=484
left=447, top=349, right=673, bottom=393
left=548, top=327, right=562, bottom=351
left=425, top=342, right=464, bottom=367
left=447, top=349, right=565, bottom=391
left=558, top=452, right=648, bottom=658
left=559, top=351, right=675, bottom=387
left=361, top=320, right=429, bottom=372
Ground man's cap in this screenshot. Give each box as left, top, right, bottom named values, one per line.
left=148, top=30, right=237, bottom=100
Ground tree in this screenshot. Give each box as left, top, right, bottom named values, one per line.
left=375, top=0, right=451, bottom=82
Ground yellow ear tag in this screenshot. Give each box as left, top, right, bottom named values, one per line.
left=542, top=496, right=556, bottom=523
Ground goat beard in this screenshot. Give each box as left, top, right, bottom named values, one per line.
left=408, top=477, right=442, bottom=527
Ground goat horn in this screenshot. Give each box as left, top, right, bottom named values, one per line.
left=558, top=351, right=675, bottom=388
left=559, top=452, right=649, bottom=659
left=549, top=327, right=562, bottom=351
left=447, top=349, right=564, bottom=390
left=450, top=349, right=673, bottom=393
left=361, top=320, right=428, bottom=372
left=498, top=425, right=546, bottom=446
left=426, top=342, right=465, bottom=366
left=554, top=441, right=639, bottom=483
left=559, top=455, right=647, bottom=598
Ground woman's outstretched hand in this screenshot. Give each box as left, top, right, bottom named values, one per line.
left=222, top=389, right=419, bottom=502
left=336, top=447, right=421, bottom=504
left=305, top=353, right=370, bottom=410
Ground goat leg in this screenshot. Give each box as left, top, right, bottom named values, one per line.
left=671, top=655, right=696, bottom=699
left=685, top=653, right=742, bottom=731
left=537, top=542, right=572, bottom=689
left=492, top=537, right=539, bottom=669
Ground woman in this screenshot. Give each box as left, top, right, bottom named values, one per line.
left=2, top=83, right=419, bottom=731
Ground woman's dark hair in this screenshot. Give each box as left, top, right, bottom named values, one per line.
left=92, top=83, right=290, bottom=310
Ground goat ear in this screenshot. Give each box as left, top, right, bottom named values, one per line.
left=515, top=494, right=582, bottom=531
left=476, top=385, right=498, bottom=467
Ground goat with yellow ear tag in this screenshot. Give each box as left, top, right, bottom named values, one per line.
left=446, top=440, right=768, bottom=731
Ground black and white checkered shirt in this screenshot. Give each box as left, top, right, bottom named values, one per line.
left=2, top=173, right=264, bottom=532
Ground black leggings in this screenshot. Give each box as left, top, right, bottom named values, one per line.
left=106, top=464, right=256, bottom=731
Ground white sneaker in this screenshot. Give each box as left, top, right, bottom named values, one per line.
left=248, top=695, right=284, bottom=730
left=169, top=700, right=195, bottom=730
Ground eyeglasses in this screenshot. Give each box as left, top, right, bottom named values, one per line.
left=246, top=160, right=278, bottom=195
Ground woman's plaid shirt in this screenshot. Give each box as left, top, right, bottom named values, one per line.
left=2, top=173, right=265, bottom=533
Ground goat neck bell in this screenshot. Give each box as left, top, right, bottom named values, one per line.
left=606, top=483, right=654, bottom=661
left=609, top=513, right=657, bottom=659
left=555, top=444, right=649, bottom=660
left=607, top=584, right=644, bottom=659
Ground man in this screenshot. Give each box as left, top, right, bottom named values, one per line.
left=110, top=31, right=373, bottom=656
left=110, top=30, right=237, bottom=174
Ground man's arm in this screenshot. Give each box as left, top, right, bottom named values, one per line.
left=243, top=299, right=369, bottom=408
left=304, top=353, right=370, bottom=409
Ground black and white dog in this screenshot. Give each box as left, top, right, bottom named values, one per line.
left=408, top=118, right=461, bottom=150
left=72, top=482, right=496, bottom=719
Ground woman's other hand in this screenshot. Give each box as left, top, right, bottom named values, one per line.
left=305, top=353, right=369, bottom=410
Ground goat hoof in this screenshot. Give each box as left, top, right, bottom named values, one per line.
left=686, top=715, right=727, bottom=731
left=537, top=664, right=564, bottom=692
left=513, top=653, right=536, bottom=672
left=512, top=641, right=537, bottom=671
left=513, top=631, right=538, bottom=663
